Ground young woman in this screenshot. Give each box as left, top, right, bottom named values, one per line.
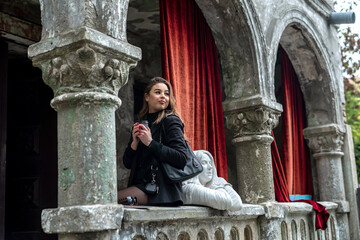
left=118, top=77, right=188, bottom=206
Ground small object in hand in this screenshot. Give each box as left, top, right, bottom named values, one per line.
left=118, top=196, right=138, bottom=205
left=138, top=120, right=149, bottom=130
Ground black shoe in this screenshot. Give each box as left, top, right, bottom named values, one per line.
left=118, top=196, right=138, bottom=205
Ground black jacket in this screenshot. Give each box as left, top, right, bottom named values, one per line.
left=123, top=113, right=187, bottom=206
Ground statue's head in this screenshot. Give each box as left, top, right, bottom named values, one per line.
left=194, top=150, right=216, bottom=187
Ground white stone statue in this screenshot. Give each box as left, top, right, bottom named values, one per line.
left=182, top=150, right=242, bottom=211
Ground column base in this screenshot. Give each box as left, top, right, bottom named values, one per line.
left=42, top=204, right=124, bottom=234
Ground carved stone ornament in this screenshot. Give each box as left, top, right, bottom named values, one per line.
left=182, top=150, right=242, bottom=211
left=225, top=107, right=280, bottom=137
left=39, top=44, right=135, bottom=97
left=304, top=130, right=344, bottom=154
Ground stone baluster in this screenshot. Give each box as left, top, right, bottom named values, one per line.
left=28, top=0, right=141, bottom=239
left=224, top=99, right=282, bottom=204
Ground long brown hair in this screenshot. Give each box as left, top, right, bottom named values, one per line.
left=139, top=77, right=183, bottom=124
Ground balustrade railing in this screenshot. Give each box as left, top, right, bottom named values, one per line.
left=116, top=202, right=341, bottom=240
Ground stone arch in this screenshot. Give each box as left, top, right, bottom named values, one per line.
left=230, top=227, right=239, bottom=240
left=291, top=220, right=297, bottom=240
left=214, top=228, right=225, bottom=240
left=177, top=232, right=191, bottom=240
left=194, top=0, right=269, bottom=100
left=132, top=235, right=147, bottom=240
left=268, top=9, right=343, bottom=127
left=156, top=232, right=169, bottom=240
left=281, top=221, right=288, bottom=240
left=197, top=229, right=209, bottom=240
left=194, top=0, right=282, bottom=203
left=244, top=225, right=253, bottom=240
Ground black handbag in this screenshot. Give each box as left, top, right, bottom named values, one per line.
left=159, top=117, right=203, bottom=183
left=162, top=141, right=203, bottom=183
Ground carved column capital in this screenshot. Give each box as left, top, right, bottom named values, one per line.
left=40, top=44, right=134, bottom=97
left=29, top=28, right=141, bottom=97
left=225, top=106, right=281, bottom=137
left=303, top=124, right=345, bottom=154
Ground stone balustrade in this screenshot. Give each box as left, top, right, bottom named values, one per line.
left=274, top=202, right=338, bottom=240
left=42, top=201, right=344, bottom=240
left=120, top=205, right=264, bottom=240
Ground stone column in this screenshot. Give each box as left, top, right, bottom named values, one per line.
left=224, top=98, right=282, bottom=204
left=28, top=0, right=141, bottom=239
left=303, top=124, right=351, bottom=240
left=303, top=124, right=346, bottom=202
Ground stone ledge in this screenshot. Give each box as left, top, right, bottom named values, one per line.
left=319, top=201, right=339, bottom=210
left=336, top=201, right=350, bottom=213
left=122, top=202, right=339, bottom=223
left=41, top=204, right=124, bottom=234
left=122, top=204, right=265, bottom=222
left=303, top=123, right=345, bottom=136
left=262, top=201, right=338, bottom=219
left=279, top=201, right=338, bottom=213
left=41, top=202, right=340, bottom=234
left=222, top=96, right=283, bottom=113
left=28, top=26, right=142, bottom=62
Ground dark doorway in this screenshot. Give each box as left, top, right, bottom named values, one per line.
left=3, top=42, right=58, bottom=240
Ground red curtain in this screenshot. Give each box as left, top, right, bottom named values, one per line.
left=271, top=131, right=291, bottom=202
left=160, top=0, right=228, bottom=179
left=271, top=47, right=328, bottom=230
left=279, top=47, right=313, bottom=196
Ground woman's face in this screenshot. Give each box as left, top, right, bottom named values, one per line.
left=145, top=83, right=170, bottom=113
left=198, top=154, right=213, bottom=185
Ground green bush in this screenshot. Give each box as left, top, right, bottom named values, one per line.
left=336, top=0, right=360, bottom=182
left=344, top=79, right=360, bottom=182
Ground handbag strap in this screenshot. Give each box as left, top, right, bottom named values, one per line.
left=159, top=116, right=166, bottom=144
left=149, top=164, right=158, bottom=183
left=147, top=118, right=164, bottom=185
left=158, top=115, right=173, bottom=144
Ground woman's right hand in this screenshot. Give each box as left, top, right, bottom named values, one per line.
left=130, top=123, right=140, bottom=150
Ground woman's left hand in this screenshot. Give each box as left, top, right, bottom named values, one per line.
left=138, top=125, right=153, bottom=146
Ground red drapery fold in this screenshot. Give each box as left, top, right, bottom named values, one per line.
left=271, top=131, right=291, bottom=203
left=279, top=47, right=313, bottom=196
left=160, top=0, right=228, bottom=179
left=272, top=132, right=329, bottom=230
left=295, top=200, right=330, bottom=230
left=271, top=47, right=327, bottom=230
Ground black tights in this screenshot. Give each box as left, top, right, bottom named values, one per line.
left=118, top=186, right=148, bottom=205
